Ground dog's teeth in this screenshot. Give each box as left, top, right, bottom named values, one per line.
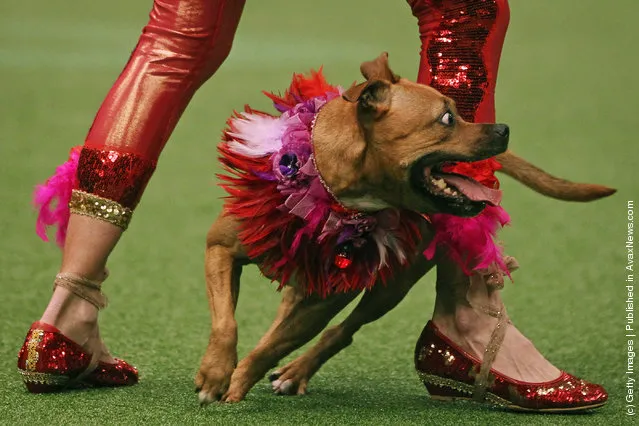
left=443, top=187, right=453, bottom=195
left=432, top=178, right=447, bottom=189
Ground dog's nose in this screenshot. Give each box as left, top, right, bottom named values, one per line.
left=494, top=124, right=509, bottom=138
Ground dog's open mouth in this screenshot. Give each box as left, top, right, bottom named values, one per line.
left=411, top=160, right=502, bottom=217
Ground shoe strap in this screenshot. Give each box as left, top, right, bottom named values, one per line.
left=472, top=303, right=509, bottom=402
left=465, top=256, right=519, bottom=403
left=54, top=272, right=108, bottom=310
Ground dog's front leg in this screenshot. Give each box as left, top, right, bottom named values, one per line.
left=195, top=215, right=247, bottom=405
left=223, top=284, right=357, bottom=402
left=270, top=251, right=435, bottom=396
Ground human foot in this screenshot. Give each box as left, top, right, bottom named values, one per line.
left=17, top=273, right=137, bottom=392
left=432, top=257, right=561, bottom=382
left=40, top=274, right=115, bottom=363
left=17, top=321, right=138, bottom=392
left=432, top=307, right=561, bottom=383
left=415, top=321, right=607, bottom=411
left=421, top=258, right=607, bottom=411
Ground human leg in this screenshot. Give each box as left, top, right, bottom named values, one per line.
left=19, top=0, right=246, bottom=392
left=408, top=0, right=607, bottom=410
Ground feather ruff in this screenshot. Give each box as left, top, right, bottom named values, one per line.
left=33, top=146, right=81, bottom=247
left=423, top=205, right=510, bottom=275
left=219, top=71, right=422, bottom=297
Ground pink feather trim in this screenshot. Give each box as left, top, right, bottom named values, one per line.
left=423, top=205, right=511, bottom=275
left=33, top=146, right=81, bottom=247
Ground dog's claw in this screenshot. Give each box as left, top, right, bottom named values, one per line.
left=268, top=371, right=281, bottom=381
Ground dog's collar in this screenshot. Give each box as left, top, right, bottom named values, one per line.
left=309, top=112, right=350, bottom=213
left=218, top=70, right=422, bottom=297
left=309, top=112, right=377, bottom=217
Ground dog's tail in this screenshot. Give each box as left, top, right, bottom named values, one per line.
left=496, top=150, right=616, bottom=202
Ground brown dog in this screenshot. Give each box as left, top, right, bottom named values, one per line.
left=194, top=53, right=614, bottom=404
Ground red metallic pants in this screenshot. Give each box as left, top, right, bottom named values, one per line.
left=77, top=0, right=245, bottom=210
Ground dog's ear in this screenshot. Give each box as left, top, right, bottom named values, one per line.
left=342, top=52, right=399, bottom=102
left=342, top=80, right=372, bottom=103
left=360, top=52, right=400, bottom=83
left=343, top=80, right=391, bottom=120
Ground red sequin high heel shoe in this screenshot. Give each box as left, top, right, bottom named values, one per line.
left=17, top=273, right=138, bottom=393
left=415, top=321, right=608, bottom=412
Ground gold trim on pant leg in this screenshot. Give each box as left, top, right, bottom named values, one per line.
left=68, top=190, right=133, bottom=230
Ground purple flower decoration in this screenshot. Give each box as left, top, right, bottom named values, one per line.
left=278, top=153, right=299, bottom=177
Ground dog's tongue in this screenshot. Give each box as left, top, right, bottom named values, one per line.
left=439, top=173, right=502, bottom=206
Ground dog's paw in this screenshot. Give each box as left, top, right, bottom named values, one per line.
left=195, top=347, right=237, bottom=406
left=270, top=375, right=308, bottom=396
left=268, top=356, right=318, bottom=396
left=195, top=370, right=231, bottom=406
left=220, top=389, right=246, bottom=403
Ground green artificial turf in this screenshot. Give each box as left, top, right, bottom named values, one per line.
left=0, top=0, right=637, bottom=424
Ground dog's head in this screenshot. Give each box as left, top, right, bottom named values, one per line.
left=312, top=52, right=509, bottom=217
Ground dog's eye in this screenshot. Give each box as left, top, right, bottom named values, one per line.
left=439, top=111, right=454, bottom=126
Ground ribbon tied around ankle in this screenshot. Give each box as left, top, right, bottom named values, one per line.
left=466, top=256, right=519, bottom=402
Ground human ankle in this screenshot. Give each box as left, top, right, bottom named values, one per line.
left=434, top=269, right=503, bottom=327
left=40, top=287, right=99, bottom=342
left=434, top=300, right=496, bottom=335
left=431, top=275, right=505, bottom=359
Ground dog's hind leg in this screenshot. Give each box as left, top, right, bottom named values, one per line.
left=222, top=284, right=357, bottom=402
left=269, top=253, right=435, bottom=396
left=195, top=214, right=249, bottom=405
